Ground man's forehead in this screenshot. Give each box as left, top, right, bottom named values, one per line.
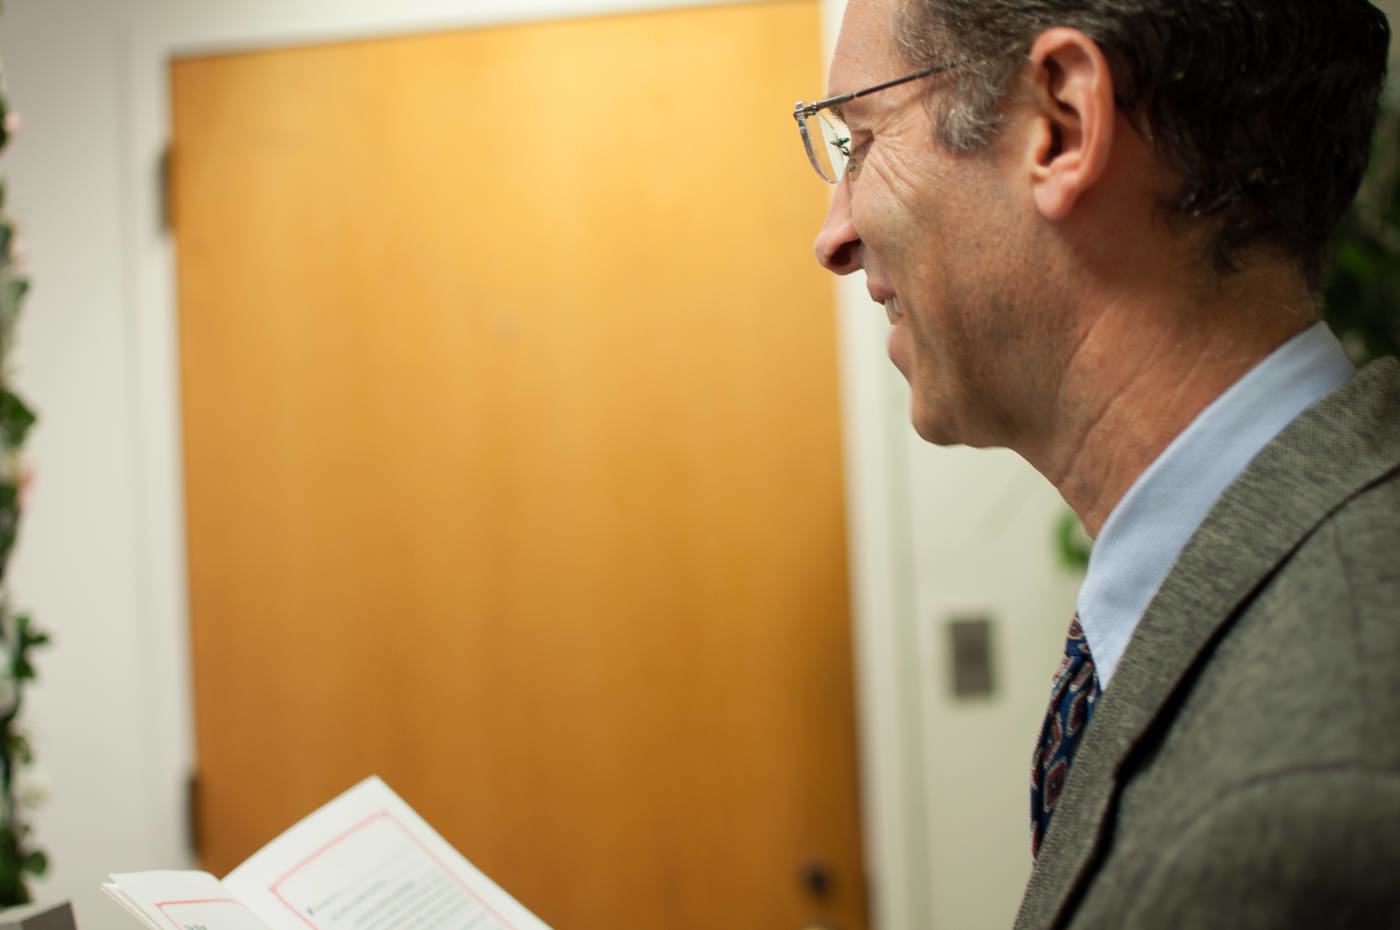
left=827, top=0, right=901, bottom=97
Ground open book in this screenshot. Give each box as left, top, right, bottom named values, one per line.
left=103, top=777, right=551, bottom=930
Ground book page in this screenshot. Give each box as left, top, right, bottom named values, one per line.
left=224, top=777, right=552, bottom=930
left=103, top=870, right=274, bottom=930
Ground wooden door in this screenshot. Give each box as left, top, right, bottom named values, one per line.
left=171, top=3, right=864, bottom=928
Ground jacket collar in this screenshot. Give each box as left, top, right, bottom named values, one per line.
left=1014, top=357, right=1400, bottom=929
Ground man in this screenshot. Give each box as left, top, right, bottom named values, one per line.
left=801, top=0, right=1399, bottom=926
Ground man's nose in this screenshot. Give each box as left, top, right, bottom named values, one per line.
left=814, top=180, right=862, bottom=275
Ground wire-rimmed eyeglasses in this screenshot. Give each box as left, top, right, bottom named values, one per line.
left=793, top=60, right=972, bottom=183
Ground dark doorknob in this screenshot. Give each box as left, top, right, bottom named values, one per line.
left=800, top=860, right=833, bottom=901
left=797, top=860, right=841, bottom=929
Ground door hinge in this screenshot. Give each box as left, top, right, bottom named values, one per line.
left=159, top=143, right=174, bottom=233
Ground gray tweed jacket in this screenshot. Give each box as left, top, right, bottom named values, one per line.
left=1014, top=357, right=1400, bottom=930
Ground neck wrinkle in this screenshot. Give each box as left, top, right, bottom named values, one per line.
left=1027, top=285, right=1316, bottom=539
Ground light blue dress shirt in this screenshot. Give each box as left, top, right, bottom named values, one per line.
left=1077, top=322, right=1357, bottom=688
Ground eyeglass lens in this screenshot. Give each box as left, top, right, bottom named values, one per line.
left=805, top=110, right=852, bottom=183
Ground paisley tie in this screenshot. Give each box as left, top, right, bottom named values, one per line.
left=1030, top=615, right=1102, bottom=859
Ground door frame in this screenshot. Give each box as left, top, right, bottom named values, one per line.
left=121, top=1, right=928, bottom=926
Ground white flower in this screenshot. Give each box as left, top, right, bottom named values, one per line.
left=14, top=769, right=48, bottom=811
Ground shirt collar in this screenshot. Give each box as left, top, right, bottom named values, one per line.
left=1076, top=322, right=1355, bottom=688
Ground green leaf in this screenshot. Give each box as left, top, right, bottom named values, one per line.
left=1323, top=104, right=1400, bottom=365
left=20, top=849, right=47, bottom=877
left=16, top=615, right=49, bottom=655
left=8, top=734, right=31, bottom=766
left=0, top=481, right=17, bottom=585
left=1331, top=240, right=1375, bottom=279
left=0, top=388, right=36, bottom=450
left=1055, top=509, right=1092, bottom=573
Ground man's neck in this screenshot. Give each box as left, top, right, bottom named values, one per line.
left=1029, top=263, right=1317, bottom=538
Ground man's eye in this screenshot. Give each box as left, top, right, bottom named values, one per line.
left=846, top=138, right=873, bottom=176
left=830, top=136, right=852, bottom=158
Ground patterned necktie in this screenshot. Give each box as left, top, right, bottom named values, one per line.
left=1030, top=615, right=1102, bottom=859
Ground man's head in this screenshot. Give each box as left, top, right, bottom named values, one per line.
left=894, top=0, right=1391, bottom=290
left=815, top=0, right=1156, bottom=450
left=812, top=0, right=1390, bottom=459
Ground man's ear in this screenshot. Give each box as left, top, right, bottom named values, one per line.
left=1021, top=28, right=1116, bottom=221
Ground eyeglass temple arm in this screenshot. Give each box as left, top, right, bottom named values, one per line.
left=794, top=60, right=980, bottom=119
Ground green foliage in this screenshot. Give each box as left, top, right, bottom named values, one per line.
left=1323, top=108, right=1400, bottom=365
left=0, top=390, right=35, bottom=454
left=1055, top=509, right=1091, bottom=573
left=0, top=482, right=15, bottom=585
left=0, top=18, right=49, bottom=904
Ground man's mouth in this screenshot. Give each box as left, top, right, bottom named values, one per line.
left=884, top=295, right=904, bottom=324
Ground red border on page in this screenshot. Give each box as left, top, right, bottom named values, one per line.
left=157, top=898, right=257, bottom=930
left=267, top=810, right=520, bottom=930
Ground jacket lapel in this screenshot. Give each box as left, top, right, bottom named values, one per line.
left=1014, top=358, right=1400, bottom=929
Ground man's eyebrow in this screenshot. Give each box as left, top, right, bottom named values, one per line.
left=830, top=97, right=865, bottom=125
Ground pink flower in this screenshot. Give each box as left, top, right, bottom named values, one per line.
left=9, top=237, right=28, bottom=272
left=16, top=468, right=33, bottom=510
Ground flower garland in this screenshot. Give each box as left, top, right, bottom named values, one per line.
left=0, top=10, right=49, bottom=905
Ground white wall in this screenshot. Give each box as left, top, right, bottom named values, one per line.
left=0, top=4, right=184, bottom=928
left=1, top=0, right=1397, bottom=928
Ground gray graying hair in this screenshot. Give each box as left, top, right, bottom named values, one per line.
left=892, top=0, right=1391, bottom=290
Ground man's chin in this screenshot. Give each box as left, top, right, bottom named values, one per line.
left=909, top=400, right=959, bottom=447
